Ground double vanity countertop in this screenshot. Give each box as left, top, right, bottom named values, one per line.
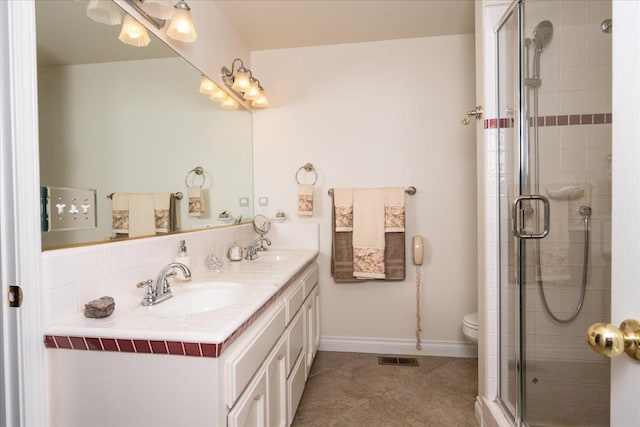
left=44, top=249, right=318, bottom=357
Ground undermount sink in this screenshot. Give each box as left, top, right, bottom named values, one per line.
left=255, top=252, right=292, bottom=263
left=138, top=281, right=245, bottom=316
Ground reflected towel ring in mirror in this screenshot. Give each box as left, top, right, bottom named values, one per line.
left=295, top=163, right=318, bottom=185
left=184, top=166, right=209, bottom=188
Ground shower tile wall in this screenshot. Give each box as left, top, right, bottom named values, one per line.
left=523, top=1, right=611, bottom=426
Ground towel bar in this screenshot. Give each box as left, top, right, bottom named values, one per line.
left=327, top=186, right=416, bottom=196
left=107, top=192, right=184, bottom=200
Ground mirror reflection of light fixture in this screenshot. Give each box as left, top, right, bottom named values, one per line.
left=86, top=0, right=123, bottom=25
left=221, top=58, right=269, bottom=109
left=166, top=1, right=198, bottom=43
left=118, top=14, right=151, bottom=47
left=198, top=75, right=215, bottom=94
left=141, top=0, right=176, bottom=20
left=209, top=85, right=227, bottom=103
left=220, top=96, right=239, bottom=110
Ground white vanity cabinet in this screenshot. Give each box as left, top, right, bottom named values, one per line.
left=46, top=261, right=319, bottom=427
left=227, top=262, right=319, bottom=427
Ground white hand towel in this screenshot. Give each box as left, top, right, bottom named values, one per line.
left=384, top=187, right=405, bottom=232
left=333, top=188, right=353, bottom=232
left=188, top=186, right=204, bottom=217
left=128, top=194, right=156, bottom=237
left=298, top=184, right=314, bottom=216
left=352, top=188, right=386, bottom=279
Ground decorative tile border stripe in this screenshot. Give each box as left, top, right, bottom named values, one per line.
left=43, top=258, right=317, bottom=359
left=484, top=113, right=611, bottom=129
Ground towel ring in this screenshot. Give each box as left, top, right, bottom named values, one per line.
left=185, top=166, right=207, bottom=188
left=295, top=163, right=318, bottom=185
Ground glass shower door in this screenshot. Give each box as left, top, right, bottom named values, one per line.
left=497, top=0, right=612, bottom=425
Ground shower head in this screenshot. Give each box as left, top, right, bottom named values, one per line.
left=532, top=20, right=554, bottom=51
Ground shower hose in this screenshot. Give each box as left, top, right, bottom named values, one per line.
left=535, top=209, right=590, bottom=324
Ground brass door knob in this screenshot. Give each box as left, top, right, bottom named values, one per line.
left=587, top=319, right=640, bottom=360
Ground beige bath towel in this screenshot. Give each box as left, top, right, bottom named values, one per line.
left=352, top=189, right=386, bottom=279
left=298, top=184, right=314, bottom=216
left=385, top=187, right=405, bottom=232
left=111, top=193, right=129, bottom=235
left=333, top=188, right=353, bottom=231
left=188, top=186, right=204, bottom=217
left=128, top=193, right=156, bottom=237
left=154, top=192, right=172, bottom=233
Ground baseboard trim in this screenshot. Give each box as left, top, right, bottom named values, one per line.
left=319, top=336, right=478, bottom=358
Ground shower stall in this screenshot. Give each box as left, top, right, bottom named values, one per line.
left=495, top=0, right=612, bottom=425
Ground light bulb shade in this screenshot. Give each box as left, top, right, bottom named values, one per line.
left=141, top=0, right=176, bottom=20
left=220, top=96, right=239, bottom=110
left=209, top=86, right=227, bottom=102
left=118, top=15, right=151, bottom=47
left=251, top=90, right=269, bottom=108
left=231, top=69, right=251, bottom=92
left=167, top=5, right=198, bottom=43
left=243, top=80, right=260, bottom=101
left=199, top=76, right=216, bottom=94
left=86, top=0, right=122, bottom=25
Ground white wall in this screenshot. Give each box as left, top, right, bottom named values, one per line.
left=251, top=34, right=477, bottom=352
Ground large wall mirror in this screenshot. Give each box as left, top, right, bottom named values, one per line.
left=36, top=0, right=253, bottom=250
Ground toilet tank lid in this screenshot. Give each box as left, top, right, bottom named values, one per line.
left=463, top=312, right=478, bottom=326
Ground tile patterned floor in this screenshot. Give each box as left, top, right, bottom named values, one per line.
left=292, top=351, right=479, bottom=427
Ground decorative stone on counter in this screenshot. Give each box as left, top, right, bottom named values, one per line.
left=84, top=296, right=115, bottom=318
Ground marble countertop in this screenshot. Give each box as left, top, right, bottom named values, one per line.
left=45, top=249, right=318, bottom=345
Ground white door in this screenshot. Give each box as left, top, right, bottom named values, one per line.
left=610, top=1, right=640, bottom=425
left=0, top=1, right=46, bottom=425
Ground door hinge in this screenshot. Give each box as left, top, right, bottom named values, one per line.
left=7, top=285, right=23, bottom=308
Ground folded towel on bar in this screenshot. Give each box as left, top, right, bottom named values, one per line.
left=112, top=193, right=177, bottom=237
left=352, top=189, right=386, bottom=279
left=331, top=187, right=406, bottom=282
left=111, top=193, right=129, bottom=235
left=385, top=187, right=405, bottom=232
left=298, top=184, right=314, bottom=216
left=333, top=188, right=353, bottom=231
left=154, top=192, right=173, bottom=233
left=188, top=186, right=204, bottom=217
left=128, top=193, right=156, bottom=237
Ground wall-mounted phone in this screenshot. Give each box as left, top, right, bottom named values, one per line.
left=412, top=235, right=423, bottom=266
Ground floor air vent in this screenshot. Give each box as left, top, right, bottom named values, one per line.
left=378, top=356, right=419, bottom=367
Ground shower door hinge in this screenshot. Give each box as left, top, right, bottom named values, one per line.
left=7, top=285, right=23, bottom=308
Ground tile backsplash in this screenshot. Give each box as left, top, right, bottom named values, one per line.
left=41, top=222, right=319, bottom=328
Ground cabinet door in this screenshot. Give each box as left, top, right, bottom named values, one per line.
left=228, top=369, right=267, bottom=427
left=304, top=288, right=315, bottom=377
left=312, top=287, right=320, bottom=357
left=266, top=336, right=287, bottom=427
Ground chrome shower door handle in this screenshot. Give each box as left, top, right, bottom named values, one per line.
left=511, top=195, right=550, bottom=239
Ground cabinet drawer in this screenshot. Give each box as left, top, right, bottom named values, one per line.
left=226, top=304, right=286, bottom=406
left=287, top=351, right=306, bottom=424
left=286, top=308, right=304, bottom=376
left=285, top=279, right=304, bottom=323
left=302, top=263, right=319, bottom=298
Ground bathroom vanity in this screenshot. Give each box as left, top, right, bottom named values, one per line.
left=45, top=249, right=319, bottom=427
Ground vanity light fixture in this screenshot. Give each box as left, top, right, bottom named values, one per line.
left=123, top=0, right=197, bottom=43
left=220, top=96, right=239, bottom=110
left=118, top=14, right=151, bottom=47
left=209, top=85, right=227, bottom=103
left=86, top=0, right=123, bottom=25
left=166, top=1, right=198, bottom=43
left=221, top=58, right=269, bottom=109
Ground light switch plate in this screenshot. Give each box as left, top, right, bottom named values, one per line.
left=42, top=186, right=97, bottom=232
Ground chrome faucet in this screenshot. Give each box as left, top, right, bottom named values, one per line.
left=253, top=236, right=271, bottom=252
left=136, top=262, right=191, bottom=306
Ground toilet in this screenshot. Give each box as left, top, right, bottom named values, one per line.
left=462, top=312, right=479, bottom=343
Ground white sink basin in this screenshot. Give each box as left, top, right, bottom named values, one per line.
left=138, top=281, right=245, bottom=316
left=255, top=252, right=292, bottom=263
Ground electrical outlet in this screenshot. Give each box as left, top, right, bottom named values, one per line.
left=258, top=196, right=268, bottom=214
